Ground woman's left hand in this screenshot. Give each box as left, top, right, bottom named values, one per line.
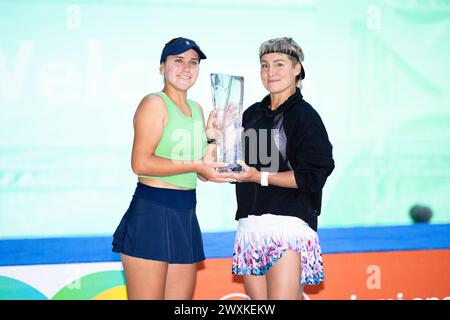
left=232, top=160, right=260, bottom=183
left=205, top=110, right=219, bottom=140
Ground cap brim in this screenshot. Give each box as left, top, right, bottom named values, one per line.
left=193, top=47, right=207, bottom=60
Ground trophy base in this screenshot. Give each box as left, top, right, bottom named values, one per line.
left=216, top=164, right=243, bottom=173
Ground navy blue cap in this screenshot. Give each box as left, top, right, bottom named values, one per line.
left=160, top=37, right=207, bottom=64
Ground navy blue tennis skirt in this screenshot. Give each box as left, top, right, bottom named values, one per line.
left=112, top=182, right=205, bottom=264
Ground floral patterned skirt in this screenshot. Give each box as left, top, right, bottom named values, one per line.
left=232, top=214, right=324, bottom=285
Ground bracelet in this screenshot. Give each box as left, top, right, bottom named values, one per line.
left=207, top=138, right=216, bottom=144
left=260, top=171, right=269, bottom=187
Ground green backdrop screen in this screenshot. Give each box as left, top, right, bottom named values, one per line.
left=1, top=0, right=449, bottom=238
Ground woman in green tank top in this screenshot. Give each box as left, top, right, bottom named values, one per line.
left=112, top=37, right=234, bottom=300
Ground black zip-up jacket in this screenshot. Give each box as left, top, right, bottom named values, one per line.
left=235, top=89, right=334, bottom=231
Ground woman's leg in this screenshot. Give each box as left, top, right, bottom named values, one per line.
left=121, top=253, right=168, bottom=300
left=266, top=250, right=302, bottom=300
left=243, top=274, right=268, bottom=300
left=164, top=263, right=197, bottom=300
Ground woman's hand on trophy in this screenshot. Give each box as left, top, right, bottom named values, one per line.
left=206, top=110, right=220, bottom=140
left=195, top=161, right=236, bottom=183
left=231, top=160, right=260, bottom=184
left=206, top=107, right=242, bottom=139
left=223, top=104, right=241, bottom=127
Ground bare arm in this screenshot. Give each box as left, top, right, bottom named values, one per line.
left=196, top=103, right=218, bottom=181
left=131, top=95, right=198, bottom=176
left=264, top=170, right=297, bottom=188
left=131, top=95, right=232, bottom=182
left=199, top=106, right=217, bottom=163
left=232, top=161, right=298, bottom=188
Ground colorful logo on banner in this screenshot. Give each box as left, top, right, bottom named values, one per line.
left=0, top=271, right=127, bottom=300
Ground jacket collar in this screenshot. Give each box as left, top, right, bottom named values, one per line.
left=259, top=88, right=303, bottom=117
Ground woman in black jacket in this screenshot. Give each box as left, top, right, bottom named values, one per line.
left=231, top=37, right=335, bottom=300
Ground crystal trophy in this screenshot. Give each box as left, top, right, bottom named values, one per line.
left=210, top=73, right=244, bottom=172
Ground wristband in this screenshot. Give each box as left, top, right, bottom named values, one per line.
left=260, top=171, right=269, bottom=187
left=207, top=138, right=216, bottom=144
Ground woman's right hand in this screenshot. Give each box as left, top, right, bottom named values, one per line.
left=195, top=161, right=236, bottom=183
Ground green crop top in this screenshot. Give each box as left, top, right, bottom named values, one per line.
left=137, top=92, right=207, bottom=189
